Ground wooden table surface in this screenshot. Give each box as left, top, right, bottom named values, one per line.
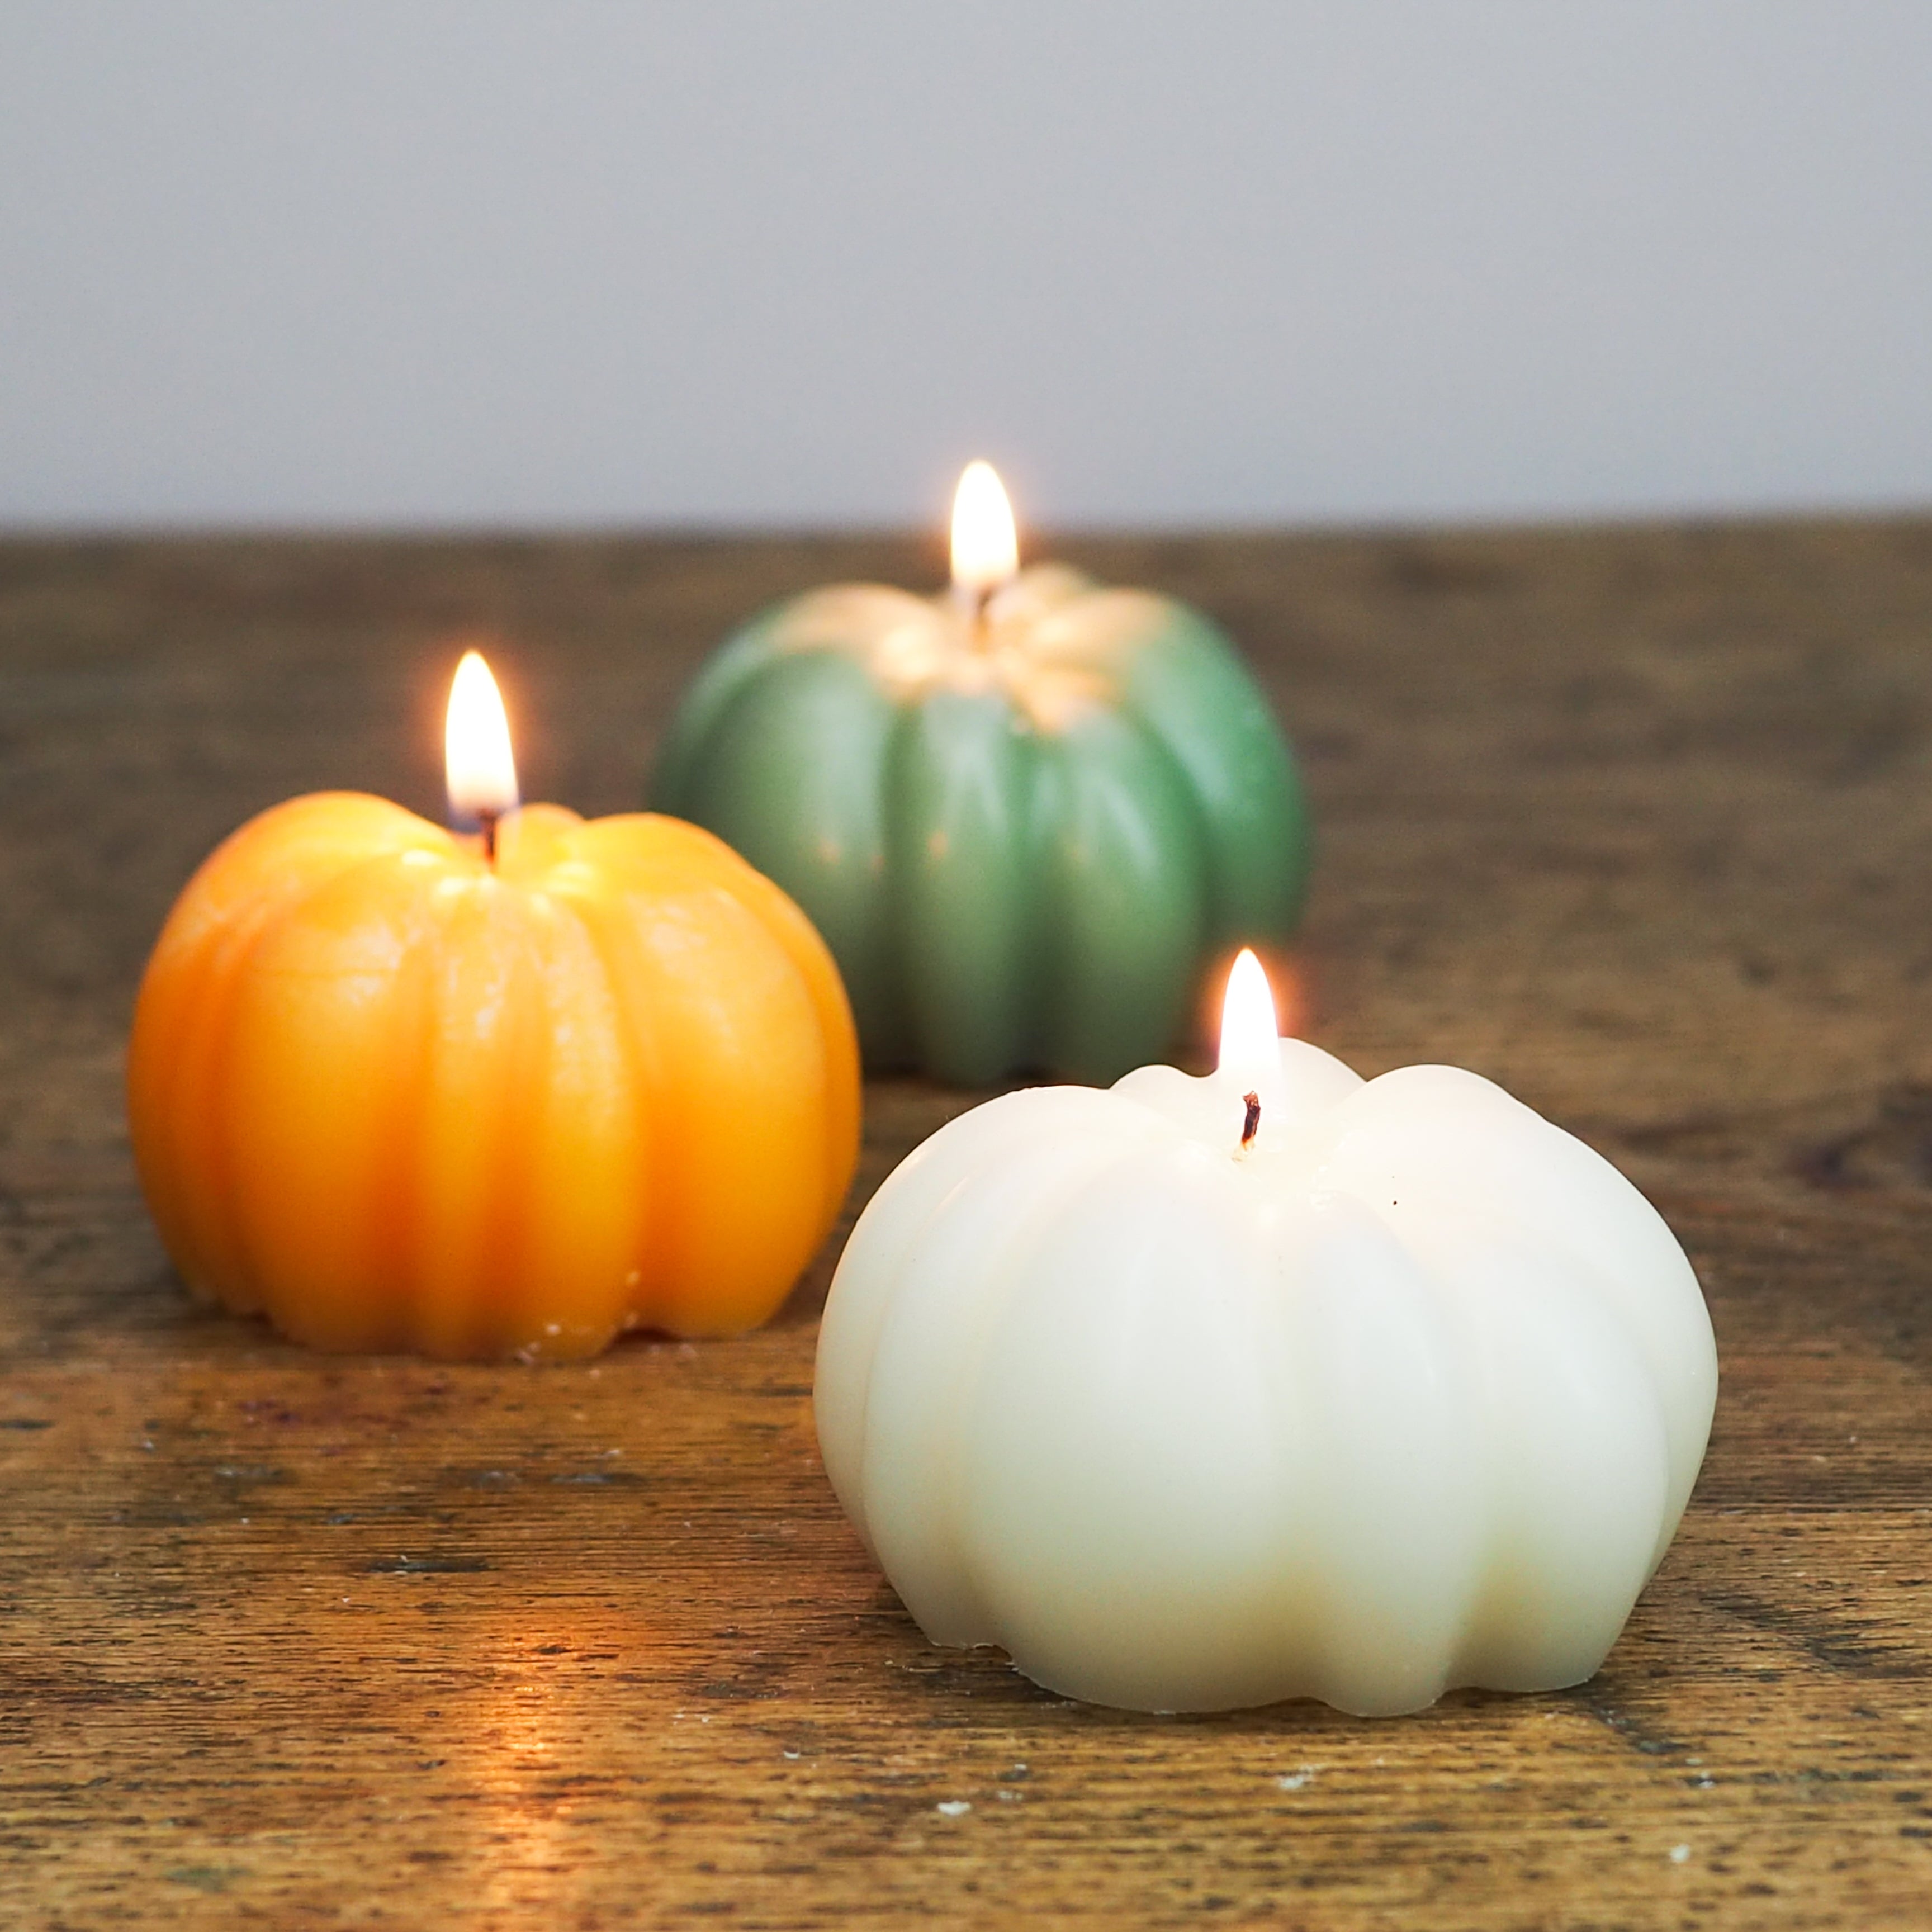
left=3, top=524, right=1930, bottom=1929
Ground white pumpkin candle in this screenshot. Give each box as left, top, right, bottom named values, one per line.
left=815, top=953, right=1717, bottom=1717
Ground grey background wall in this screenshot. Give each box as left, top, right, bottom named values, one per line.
left=2, top=1, right=1928, bottom=532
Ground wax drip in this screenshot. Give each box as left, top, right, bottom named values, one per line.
left=1242, top=1091, right=1261, bottom=1149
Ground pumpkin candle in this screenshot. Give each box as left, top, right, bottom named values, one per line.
left=814, top=951, right=1717, bottom=1716
left=127, top=651, right=859, bottom=1360
left=650, top=464, right=1311, bottom=1085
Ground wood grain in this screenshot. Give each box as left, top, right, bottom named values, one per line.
left=2, top=523, right=1929, bottom=1928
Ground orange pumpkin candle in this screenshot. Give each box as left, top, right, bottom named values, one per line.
left=127, top=651, right=860, bottom=1360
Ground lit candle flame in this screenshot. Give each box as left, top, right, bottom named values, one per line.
left=1218, top=948, right=1283, bottom=1137
left=445, top=649, right=519, bottom=828
left=950, top=460, right=1019, bottom=600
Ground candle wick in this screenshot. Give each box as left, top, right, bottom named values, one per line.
left=479, top=809, right=500, bottom=866
left=1242, top=1091, right=1261, bottom=1149
left=953, top=580, right=993, bottom=647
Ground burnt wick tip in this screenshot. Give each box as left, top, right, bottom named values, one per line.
left=1242, top=1090, right=1262, bottom=1149
left=479, top=809, right=500, bottom=865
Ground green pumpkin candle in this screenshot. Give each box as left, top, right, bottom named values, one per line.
left=650, top=463, right=1311, bottom=1085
